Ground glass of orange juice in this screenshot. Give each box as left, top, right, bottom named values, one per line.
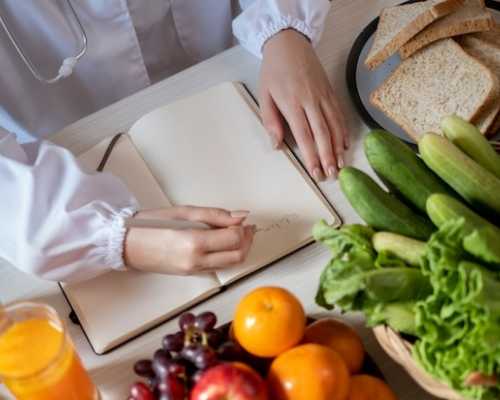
left=0, top=302, right=99, bottom=400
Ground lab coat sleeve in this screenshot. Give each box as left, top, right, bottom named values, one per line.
left=0, top=128, right=139, bottom=283
left=232, top=0, right=331, bottom=58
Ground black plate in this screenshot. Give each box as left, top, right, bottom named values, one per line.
left=346, top=0, right=500, bottom=143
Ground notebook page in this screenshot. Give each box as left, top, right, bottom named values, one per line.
left=128, top=82, right=339, bottom=286
left=62, top=135, right=220, bottom=354
left=77, top=134, right=171, bottom=208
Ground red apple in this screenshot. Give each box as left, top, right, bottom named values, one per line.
left=190, top=362, right=268, bottom=400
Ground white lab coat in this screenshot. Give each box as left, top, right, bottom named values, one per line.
left=0, top=0, right=330, bottom=282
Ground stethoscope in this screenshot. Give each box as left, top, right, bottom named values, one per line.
left=0, top=0, right=87, bottom=84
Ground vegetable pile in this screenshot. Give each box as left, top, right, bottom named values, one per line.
left=315, top=116, right=500, bottom=399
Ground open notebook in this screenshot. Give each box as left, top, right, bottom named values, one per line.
left=61, top=82, right=341, bottom=354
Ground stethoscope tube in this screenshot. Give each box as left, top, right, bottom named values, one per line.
left=0, top=0, right=87, bottom=84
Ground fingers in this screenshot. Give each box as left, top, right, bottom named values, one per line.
left=136, top=206, right=249, bottom=228
left=194, top=225, right=255, bottom=253
left=198, top=226, right=255, bottom=270
left=304, top=104, right=338, bottom=179
left=324, top=93, right=349, bottom=159
left=283, top=106, right=324, bottom=181
left=260, top=91, right=285, bottom=149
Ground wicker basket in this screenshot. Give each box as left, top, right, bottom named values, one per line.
left=372, top=325, right=468, bottom=400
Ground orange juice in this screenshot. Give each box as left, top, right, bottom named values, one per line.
left=0, top=303, right=98, bottom=400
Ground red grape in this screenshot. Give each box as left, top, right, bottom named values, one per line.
left=154, top=349, right=171, bottom=360
left=194, top=347, right=217, bottom=370
left=180, top=344, right=199, bottom=364
left=194, top=311, right=217, bottom=331
left=168, top=362, right=186, bottom=376
left=217, top=341, right=244, bottom=361
left=130, top=382, right=154, bottom=400
left=206, top=329, right=224, bottom=348
left=168, top=376, right=186, bottom=400
left=158, top=375, right=185, bottom=400
left=133, top=359, right=155, bottom=378
left=153, top=350, right=173, bottom=377
left=162, top=331, right=184, bottom=352
left=179, top=312, right=195, bottom=332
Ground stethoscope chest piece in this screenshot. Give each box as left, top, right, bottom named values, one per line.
left=0, top=0, right=87, bottom=84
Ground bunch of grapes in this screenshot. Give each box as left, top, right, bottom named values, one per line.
left=128, top=311, right=245, bottom=400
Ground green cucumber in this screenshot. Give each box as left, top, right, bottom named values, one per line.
left=339, top=167, right=434, bottom=240
left=419, top=133, right=500, bottom=217
left=364, top=130, right=452, bottom=213
left=426, top=194, right=500, bottom=234
left=441, top=115, right=500, bottom=179
left=372, top=232, right=425, bottom=267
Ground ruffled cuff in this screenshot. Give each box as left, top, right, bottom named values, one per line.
left=96, top=205, right=138, bottom=272
left=257, top=16, right=318, bottom=54
left=232, top=0, right=331, bottom=58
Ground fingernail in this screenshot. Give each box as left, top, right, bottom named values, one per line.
left=337, top=155, right=344, bottom=169
left=270, top=135, right=280, bottom=150
left=327, top=165, right=338, bottom=180
left=312, top=167, right=324, bottom=182
left=231, top=210, right=250, bottom=218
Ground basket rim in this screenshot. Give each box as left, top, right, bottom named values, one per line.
left=372, top=325, right=469, bottom=400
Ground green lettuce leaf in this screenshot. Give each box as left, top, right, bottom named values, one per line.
left=414, top=219, right=500, bottom=399
left=366, top=302, right=418, bottom=336
left=314, top=221, right=430, bottom=334
left=463, top=227, right=500, bottom=266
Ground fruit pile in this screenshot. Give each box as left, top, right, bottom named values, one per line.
left=128, top=286, right=397, bottom=400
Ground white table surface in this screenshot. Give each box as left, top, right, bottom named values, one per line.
left=0, top=1, right=438, bottom=399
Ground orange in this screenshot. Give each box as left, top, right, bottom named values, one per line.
left=303, top=318, right=365, bottom=374
left=348, top=375, right=398, bottom=400
left=233, top=286, right=305, bottom=357
left=268, top=343, right=350, bottom=400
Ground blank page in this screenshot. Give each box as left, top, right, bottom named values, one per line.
left=64, top=135, right=220, bottom=354
left=128, top=82, right=340, bottom=285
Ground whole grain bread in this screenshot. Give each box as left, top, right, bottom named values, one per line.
left=471, top=22, right=500, bottom=46
left=370, top=39, right=498, bottom=142
left=364, top=0, right=463, bottom=70
left=399, top=0, right=494, bottom=59
left=459, top=34, right=500, bottom=136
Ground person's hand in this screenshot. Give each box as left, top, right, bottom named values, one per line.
left=259, top=29, right=349, bottom=181
left=123, top=206, right=255, bottom=275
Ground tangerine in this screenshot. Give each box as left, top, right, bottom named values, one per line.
left=304, top=318, right=365, bottom=373
left=268, top=343, right=350, bottom=400
left=348, top=374, right=397, bottom=400
left=233, top=287, right=305, bottom=358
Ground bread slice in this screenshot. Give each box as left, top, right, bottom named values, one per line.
left=400, top=0, right=494, bottom=59
left=458, top=34, right=500, bottom=135
left=370, top=39, right=498, bottom=142
left=474, top=97, right=500, bottom=136
left=364, top=0, right=463, bottom=69
left=471, top=22, right=500, bottom=46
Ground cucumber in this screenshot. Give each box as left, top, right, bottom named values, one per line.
left=441, top=115, right=500, bottom=179
left=339, top=167, right=434, bottom=240
left=364, top=130, right=452, bottom=212
left=419, top=133, right=500, bottom=217
left=372, top=232, right=425, bottom=267
left=426, top=194, right=500, bottom=234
